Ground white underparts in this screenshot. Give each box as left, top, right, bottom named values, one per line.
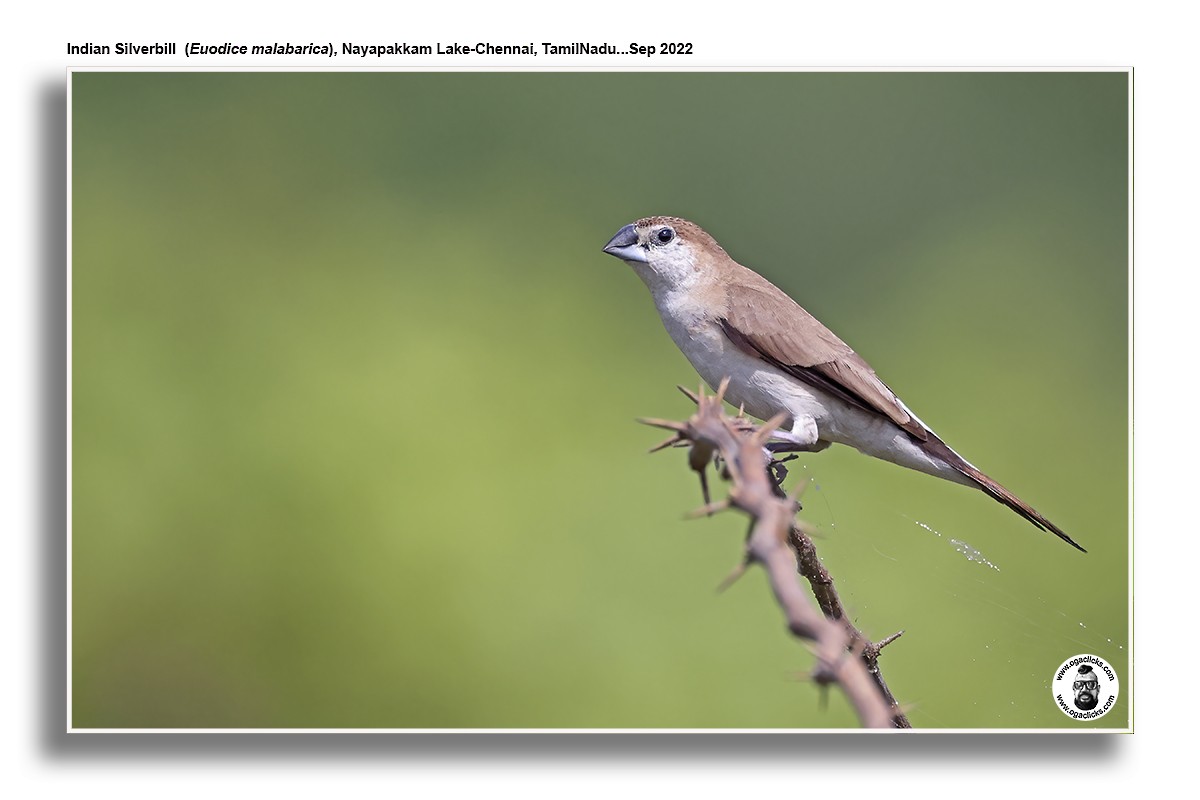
left=647, top=287, right=973, bottom=487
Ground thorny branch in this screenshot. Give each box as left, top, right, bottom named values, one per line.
left=641, top=380, right=911, bottom=729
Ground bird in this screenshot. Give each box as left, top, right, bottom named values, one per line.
left=602, top=215, right=1083, bottom=552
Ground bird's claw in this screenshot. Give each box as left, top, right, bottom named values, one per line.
left=767, top=453, right=798, bottom=493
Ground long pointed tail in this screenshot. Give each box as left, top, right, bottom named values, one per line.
left=919, top=433, right=1086, bottom=552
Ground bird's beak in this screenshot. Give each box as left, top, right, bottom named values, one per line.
left=602, top=224, right=648, bottom=263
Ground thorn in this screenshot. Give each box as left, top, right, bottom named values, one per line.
left=637, top=417, right=687, bottom=432
left=697, top=383, right=705, bottom=399
left=716, top=376, right=731, bottom=403
left=790, top=516, right=819, bottom=533
left=812, top=662, right=838, bottom=689
left=647, top=434, right=681, bottom=453
left=718, top=414, right=740, bottom=437
left=792, top=520, right=823, bottom=539
left=715, top=560, right=749, bottom=593
left=685, top=499, right=730, bottom=519
left=676, top=385, right=700, bottom=405
left=751, top=412, right=790, bottom=446
left=697, top=468, right=711, bottom=508
left=737, top=402, right=745, bottom=419
left=875, top=630, right=905, bottom=652
left=787, top=477, right=812, bottom=503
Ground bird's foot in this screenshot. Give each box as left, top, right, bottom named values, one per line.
left=765, top=452, right=799, bottom=495
left=765, top=437, right=831, bottom=455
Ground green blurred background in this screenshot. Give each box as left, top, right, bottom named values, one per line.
left=71, top=72, right=1128, bottom=729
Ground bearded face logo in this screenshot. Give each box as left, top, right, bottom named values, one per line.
left=1073, top=665, right=1100, bottom=710
left=1053, top=655, right=1120, bottom=722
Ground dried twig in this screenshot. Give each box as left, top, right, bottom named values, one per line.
left=784, top=504, right=909, bottom=726
left=641, top=382, right=910, bottom=729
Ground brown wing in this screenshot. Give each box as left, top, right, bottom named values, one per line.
left=716, top=271, right=1086, bottom=552
left=718, top=278, right=928, bottom=442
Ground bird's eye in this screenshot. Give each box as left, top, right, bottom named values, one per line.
left=656, top=227, right=675, bottom=244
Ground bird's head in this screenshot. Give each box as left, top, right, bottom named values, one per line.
left=601, top=216, right=728, bottom=292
